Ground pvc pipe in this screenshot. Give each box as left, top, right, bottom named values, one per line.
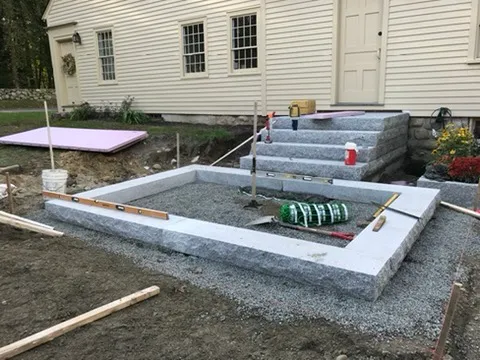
left=44, top=101, right=55, bottom=170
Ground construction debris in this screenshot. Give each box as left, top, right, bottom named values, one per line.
left=0, top=213, right=63, bottom=237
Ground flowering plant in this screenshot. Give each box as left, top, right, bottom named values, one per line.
left=448, top=157, right=480, bottom=183
left=432, top=124, right=477, bottom=161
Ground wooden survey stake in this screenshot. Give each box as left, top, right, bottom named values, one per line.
left=5, top=172, right=14, bottom=214
left=42, top=191, right=169, bottom=220
left=0, top=286, right=160, bottom=360
left=433, top=282, right=463, bottom=360
left=474, top=179, right=480, bottom=212
left=372, top=215, right=386, bottom=232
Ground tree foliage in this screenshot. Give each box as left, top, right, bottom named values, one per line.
left=0, top=0, right=54, bottom=88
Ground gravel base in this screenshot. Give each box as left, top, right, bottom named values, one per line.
left=30, top=204, right=479, bottom=340
left=129, top=183, right=378, bottom=248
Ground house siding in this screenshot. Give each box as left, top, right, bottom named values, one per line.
left=46, top=0, right=263, bottom=115
left=45, top=0, right=480, bottom=118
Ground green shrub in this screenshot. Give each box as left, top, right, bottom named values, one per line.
left=69, top=102, right=97, bottom=121
left=67, top=97, right=149, bottom=123
left=117, top=96, right=149, bottom=124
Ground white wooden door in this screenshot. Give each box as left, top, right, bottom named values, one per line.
left=338, top=0, right=383, bottom=103
left=59, top=41, right=81, bottom=105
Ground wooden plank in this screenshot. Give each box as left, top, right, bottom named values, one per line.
left=5, top=172, right=14, bottom=214
left=433, top=282, right=463, bottom=360
left=42, top=191, right=169, bottom=220
left=0, top=165, right=19, bottom=174
left=373, top=193, right=400, bottom=218
left=441, top=201, right=480, bottom=220
left=372, top=215, right=387, bottom=232
left=0, top=286, right=160, bottom=360
left=301, top=111, right=365, bottom=119
left=0, top=211, right=55, bottom=230
left=0, top=215, right=63, bottom=237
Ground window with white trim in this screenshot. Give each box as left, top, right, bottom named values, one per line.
left=231, top=13, right=258, bottom=70
left=468, top=0, right=480, bottom=62
left=97, top=30, right=116, bottom=81
left=182, top=22, right=206, bottom=74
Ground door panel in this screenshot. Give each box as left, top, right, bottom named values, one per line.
left=338, top=0, right=382, bottom=103
left=59, top=41, right=81, bottom=105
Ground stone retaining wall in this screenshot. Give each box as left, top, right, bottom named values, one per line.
left=0, top=88, right=56, bottom=101
left=408, top=117, right=471, bottom=163
left=417, top=176, right=477, bottom=208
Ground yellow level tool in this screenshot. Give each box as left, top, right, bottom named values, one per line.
left=42, top=191, right=169, bottom=220
left=257, top=170, right=333, bottom=184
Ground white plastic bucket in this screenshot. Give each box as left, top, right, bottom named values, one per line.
left=42, top=169, right=68, bottom=194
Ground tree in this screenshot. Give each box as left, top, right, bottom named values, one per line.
left=0, top=0, right=53, bottom=89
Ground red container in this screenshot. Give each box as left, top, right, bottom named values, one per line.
left=345, top=149, right=357, bottom=165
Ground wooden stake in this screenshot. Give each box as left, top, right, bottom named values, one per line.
left=0, top=215, right=63, bottom=237
left=44, top=101, right=55, bottom=170
left=0, top=165, right=19, bottom=174
left=372, top=215, right=386, bottom=232
left=251, top=101, right=258, bottom=203
left=5, top=172, right=14, bottom=214
left=42, top=191, right=169, bottom=220
left=433, top=282, right=463, bottom=360
left=0, top=286, right=160, bottom=360
left=176, top=133, right=180, bottom=169
left=441, top=201, right=480, bottom=220
left=473, top=179, right=480, bottom=212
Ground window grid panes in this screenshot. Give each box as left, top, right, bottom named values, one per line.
left=97, top=30, right=116, bottom=81
left=182, top=22, right=206, bottom=74
left=231, top=14, right=257, bottom=70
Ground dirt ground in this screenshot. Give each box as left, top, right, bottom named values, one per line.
left=1, top=124, right=480, bottom=359
left=0, top=224, right=432, bottom=360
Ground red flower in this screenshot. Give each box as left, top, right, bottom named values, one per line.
left=448, top=157, right=480, bottom=183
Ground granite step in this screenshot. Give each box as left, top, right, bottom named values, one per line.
left=261, top=126, right=408, bottom=146
left=240, top=155, right=368, bottom=181
left=255, top=142, right=371, bottom=162
left=272, top=112, right=409, bottom=131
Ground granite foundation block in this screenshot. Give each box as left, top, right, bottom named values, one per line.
left=364, top=146, right=408, bottom=178
left=45, top=165, right=439, bottom=301
left=79, top=166, right=197, bottom=203
left=417, top=176, right=478, bottom=208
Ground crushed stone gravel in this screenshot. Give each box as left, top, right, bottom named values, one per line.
left=129, top=183, right=377, bottom=248
left=29, top=201, right=479, bottom=341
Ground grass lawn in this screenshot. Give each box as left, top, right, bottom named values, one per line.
left=0, top=99, right=57, bottom=109
left=0, top=112, right=234, bottom=140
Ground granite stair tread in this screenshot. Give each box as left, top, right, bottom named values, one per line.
left=240, top=155, right=368, bottom=180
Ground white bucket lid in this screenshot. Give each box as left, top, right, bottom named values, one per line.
left=345, top=142, right=358, bottom=151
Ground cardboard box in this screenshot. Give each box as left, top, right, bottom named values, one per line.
left=289, top=100, right=316, bottom=117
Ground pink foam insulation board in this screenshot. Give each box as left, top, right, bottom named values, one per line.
left=302, top=111, right=365, bottom=119
left=0, top=127, right=148, bottom=153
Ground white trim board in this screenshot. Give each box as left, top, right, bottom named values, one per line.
left=45, top=165, right=440, bottom=301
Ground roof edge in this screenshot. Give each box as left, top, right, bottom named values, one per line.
left=42, top=0, right=54, bottom=20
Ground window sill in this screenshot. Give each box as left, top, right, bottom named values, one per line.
left=180, top=73, right=209, bottom=80
left=466, top=59, right=480, bottom=65
left=98, top=81, right=118, bottom=86
left=228, top=70, right=261, bottom=77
